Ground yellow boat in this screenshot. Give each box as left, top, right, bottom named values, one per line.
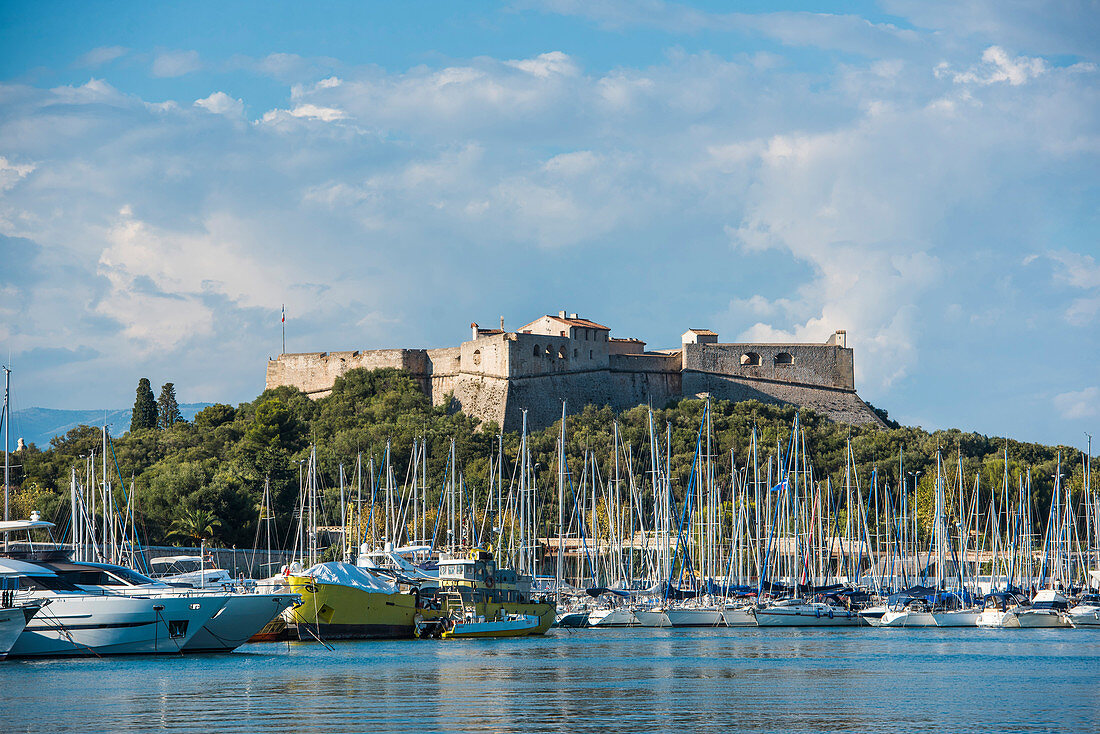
left=283, top=562, right=418, bottom=640
left=417, top=548, right=555, bottom=637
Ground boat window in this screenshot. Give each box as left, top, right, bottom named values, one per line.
left=17, top=574, right=80, bottom=592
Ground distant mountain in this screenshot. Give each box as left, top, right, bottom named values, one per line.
left=8, top=404, right=214, bottom=449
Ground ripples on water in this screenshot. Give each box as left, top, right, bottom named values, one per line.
left=3, top=628, right=1099, bottom=733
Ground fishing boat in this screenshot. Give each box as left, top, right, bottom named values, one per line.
left=283, top=561, right=418, bottom=640
left=418, top=548, right=555, bottom=635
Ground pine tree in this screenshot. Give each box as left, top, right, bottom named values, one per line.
left=130, top=378, right=157, bottom=432
left=157, top=382, right=181, bottom=429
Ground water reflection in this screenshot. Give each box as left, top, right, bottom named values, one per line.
left=3, top=628, right=1099, bottom=732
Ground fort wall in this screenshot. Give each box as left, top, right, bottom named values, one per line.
left=265, top=315, right=885, bottom=430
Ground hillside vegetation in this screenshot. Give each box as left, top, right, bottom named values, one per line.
left=8, top=368, right=1094, bottom=549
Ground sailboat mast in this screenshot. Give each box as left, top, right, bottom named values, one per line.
left=557, top=401, right=566, bottom=605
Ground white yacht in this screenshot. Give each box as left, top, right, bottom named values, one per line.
left=664, top=603, right=724, bottom=627
left=753, top=598, right=862, bottom=627
left=46, top=560, right=299, bottom=652
left=633, top=607, right=672, bottom=627
left=587, top=606, right=638, bottom=627
left=1067, top=594, right=1100, bottom=627
left=148, top=555, right=234, bottom=588
left=0, top=590, right=46, bottom=660
left=1015, top=589, right=1073, bottom=628
left=879, top=598, right=937, bottom=628
left=975, top=592, right=1025, bottom=628
left=0, top=557, right=225, bottom=657
left=720, top=604, right=756, bottom=627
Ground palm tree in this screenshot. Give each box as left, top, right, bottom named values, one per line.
left=169, top=504, right=222, bottom=546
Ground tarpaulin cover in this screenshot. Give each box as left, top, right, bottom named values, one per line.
left=303, top=562, right=399, bottom=594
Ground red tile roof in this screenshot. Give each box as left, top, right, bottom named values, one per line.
left=550, top=316, right=610, bottom=330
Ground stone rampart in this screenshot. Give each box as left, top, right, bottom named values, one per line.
left=264, top=321, right=881, bottom=430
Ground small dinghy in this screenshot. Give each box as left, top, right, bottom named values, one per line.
left=441, top=612, right=540, bottom=639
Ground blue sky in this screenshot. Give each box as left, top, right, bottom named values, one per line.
left=1, top=0, right=1097, bottom=448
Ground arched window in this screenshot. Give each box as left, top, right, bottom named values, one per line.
left=741, top=352, right=761, bottom=366
left=774, top=352, right=793, bottom=366
left=558, top=347, right=567, bottom=360
left=573, top=348, right=578, bottom=358
left=533, top=344, right=540, bottom=357
left=472, top=349, right=481, bottom=366
left=544, top=345, right=553, bottom=357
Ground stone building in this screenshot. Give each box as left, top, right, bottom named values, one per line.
left=265, top=311, right=885, bottom=431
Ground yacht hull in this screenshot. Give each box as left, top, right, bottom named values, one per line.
left=633, top=609, right=671, bottom=627
left=754, top=604, right=861, bottom=627
left=1068, top=608, right=1100, bottom=627
left=932, top=609, right=980, bottom=627
left=976, top=610, right=1019, bottom=628
left=183, top=593, right=300, bottom=652
left=1015, top=610, right=1072, bottom=628
left=879, top=610, right=937, bottom=627
left=588, top=608, right=638, bottom=627
left=0, top=605, right=38, bottom=660
left=11, top=594, right=222, bottom=657
left=721, top=607, right=756, bottom=627
left=665, top=607, right=724, bottom=627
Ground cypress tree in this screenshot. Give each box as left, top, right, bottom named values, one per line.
left=157, top=382, right=181, bottom=429
left=130, top=378, right=157, bottom=432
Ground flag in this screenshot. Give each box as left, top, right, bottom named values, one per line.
left=281, top=305, right=285, bottom=323
left=769, top=479, right=788, bottom=493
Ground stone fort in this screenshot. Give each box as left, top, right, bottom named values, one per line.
left=265, top=311, right=886, bottom=431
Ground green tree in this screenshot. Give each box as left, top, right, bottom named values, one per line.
left=169, top=502, right=222, bottom=545
left=157, top=382, right=181, bottom=429
left=130, top=378, right=157, bottom=432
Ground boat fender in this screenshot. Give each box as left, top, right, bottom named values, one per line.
left=846, top=611, right=852, bottom=619
left=828, top=609, right=834, bottom=619
left=486, top=577, right=494, bottom=588
left=815, top=608, right=821, bottom=618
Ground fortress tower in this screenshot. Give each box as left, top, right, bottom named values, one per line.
left=265, top=311, right=885, bottom=430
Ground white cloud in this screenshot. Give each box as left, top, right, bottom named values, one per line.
left=194, top=91, right=244, bottom=117
left=0, top=157, right=35, bottom=191
left=152, top=50, right=201, bottom=78
left=1048, top=250, right=1100, bottom=290
left=74, top=46, right=127, bottom=68
left=506, top=51, right=579, bottom=78
left=262, top=103, right=347, bottom=123
left=1054, top=387, right=1100, bottom=420
left=2, top=13, right=1097, bottom=444
left=936, top=46, right=1048, bottom=86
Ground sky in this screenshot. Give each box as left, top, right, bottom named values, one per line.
left=0, top=0, right=1097, bottom=449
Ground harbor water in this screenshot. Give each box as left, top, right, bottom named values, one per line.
left=3, top=627, right=1099, bottom=732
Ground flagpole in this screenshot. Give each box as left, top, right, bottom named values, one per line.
left=281, top=304, right=286, bottom=354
